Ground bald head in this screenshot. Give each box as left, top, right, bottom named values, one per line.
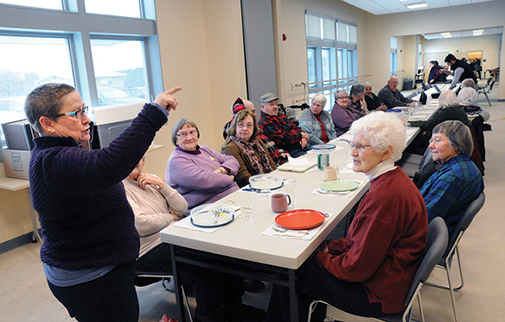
left=243, top=99, right=257, bottom=117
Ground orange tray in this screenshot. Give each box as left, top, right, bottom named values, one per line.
left=275, top=209, right=326, bottom=230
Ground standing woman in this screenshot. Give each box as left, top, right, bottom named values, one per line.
left=298, top=94, right=337, bottom=146
left=24, top=83, right=181, bottom=322
left=221, top=109, right=276, bottom=188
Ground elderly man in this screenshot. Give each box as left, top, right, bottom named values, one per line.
left=378, top=76, right=415, bottom=109
left=258, top=92, right=309, bottom=158
left=441, top=54, right=477, bottom=90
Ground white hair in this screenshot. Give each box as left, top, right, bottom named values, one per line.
left=457, top=87, right=478, bottom=106
left=350, top=111, right=406, bottom=162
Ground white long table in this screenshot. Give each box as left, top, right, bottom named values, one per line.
left=160, top=142, right=369, bottom=322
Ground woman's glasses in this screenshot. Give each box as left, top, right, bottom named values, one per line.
left=56, top=106, right=88, bottom=119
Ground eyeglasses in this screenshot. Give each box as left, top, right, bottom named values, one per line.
left=349, top=142, right=372, bottom=151
left=337, top=96, right=349, bottom=100
left=56, top=106, right=88, bottom=119
left=429, top=137, right=446, bottom=145
left=237, top=123, right=254, bottom=129
left=176, top=130, right=198, bottom=138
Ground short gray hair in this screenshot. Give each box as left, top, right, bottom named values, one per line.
left=24, top=83, right=76, bottom=134
left=432, top=120, right=473, bottom=155
left=438, top=90, right=459, bottom=108
left=350, top=111, right=406, bottom=162
left=363, top=82, right=372, bottom=88
left=457, top=87, right=478, bottom=106
left=312, top=93, right=327, bottom=107
left=350, top=84, right=365, bottom=97
left=461, top=78, right=477, bottom=89
left=171, top=117, right=200, bottom=146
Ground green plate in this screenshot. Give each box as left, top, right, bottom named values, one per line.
left=320, top=180, right=359, bottom=192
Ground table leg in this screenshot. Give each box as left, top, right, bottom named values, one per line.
left=170, top=245, right=186, bottom=322
left=26, top=188, right=43, bottom=243
left=288, top=269, right=299, bottom=322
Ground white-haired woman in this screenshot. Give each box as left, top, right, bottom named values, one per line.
left=363, top=82, right=387, bottom=111
left=457, top=87, right=490, bottom=121
left=266, top=112, right=428, bottom=322
left=409, top=90, right=469, bottom=140
left=298, top=93, right=337, bottom=146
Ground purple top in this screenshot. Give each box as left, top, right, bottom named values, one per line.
left=330, top=102, right=366, bottom=136
left=165, top=145, right=240, bottom=215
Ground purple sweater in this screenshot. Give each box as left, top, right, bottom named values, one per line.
left=165, top=146, right=239, bottom=215
left=29, top=103, right=168, bottom=270
left=330, top=102, right=366, bottom=136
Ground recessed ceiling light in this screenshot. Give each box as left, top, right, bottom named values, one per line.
left=407, top=3, right=429, bottom=9
left=440, top=32, right=452, bottom=38
left=473, top=29, right=484, bottom=36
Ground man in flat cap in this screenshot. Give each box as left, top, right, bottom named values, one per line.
left=258, top=93, right=309, bottom=158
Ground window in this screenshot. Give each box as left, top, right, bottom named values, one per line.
left=390, top=37, right=398, bottom=76
left=305, top=11, right=358, bottom=111
left=0, top=1, right=161, bottom=150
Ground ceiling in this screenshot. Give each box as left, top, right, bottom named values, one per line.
left=423, top=27, right=503, bottom=39
left=341, top=0, right=494, bottom=16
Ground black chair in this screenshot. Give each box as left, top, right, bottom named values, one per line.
left=307, top=217, right=449, bottom=322
left=477, top=79, right=495, bottom=107
left=135, top=270, right=194, bottom=322
left=425, top=192, right=486, bottom=322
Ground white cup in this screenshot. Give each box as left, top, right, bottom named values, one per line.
left=324, top=166, right=338, bottom=181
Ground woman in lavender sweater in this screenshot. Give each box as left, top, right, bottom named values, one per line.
left=165, top=117, right=240, bottom=215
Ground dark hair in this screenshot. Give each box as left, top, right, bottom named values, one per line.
left=24, top=83, right=76, bottom=133
left=429, top=60, right=439, bottom=66
left=350, top=84, right=365, bottom=97
left=171, top=117, right=200, bottom=146
left=432, top=120, right=473, bottom=155
left=227, top=110, right=260, bottom=140
left=444, top=54, right=457, bottom=63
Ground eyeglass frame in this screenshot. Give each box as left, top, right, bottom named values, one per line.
left=429, top=137, right=447, bottom=145
left=55, top=106, right=88, bottom=119
left=337, top=95, right=349, bottom=100
left=176, top=129, right=198, bottom=138
left=349, top=142, right=372, bottom=152
left=236, top=122, right=254, bottom=129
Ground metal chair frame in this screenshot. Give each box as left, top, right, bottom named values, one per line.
left=424, top=192, right=485, bottom=322
left=307, top=217, right=449, bottom=322
left=477, top=79, right=495, bottom=107
left=135, top=271, right=194, bottom=322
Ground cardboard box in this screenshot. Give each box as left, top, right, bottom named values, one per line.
left=1, top=149, right=31, bottom=180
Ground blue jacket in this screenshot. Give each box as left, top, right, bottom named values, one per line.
left=298, top=109, right=337, bottom=146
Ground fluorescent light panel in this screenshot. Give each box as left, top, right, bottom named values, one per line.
left=440, top=32, right=452, bottom=38
left=473, top=29, right=484, bottom=36
left=407, top=3, right=428, bottom=9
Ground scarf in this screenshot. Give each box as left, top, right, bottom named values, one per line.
left=230, top=135, right=273, bottom=174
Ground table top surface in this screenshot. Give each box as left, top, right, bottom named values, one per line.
left=0, top=176, right=30, bottom=191
left=160, top=103, right=440, bottom=270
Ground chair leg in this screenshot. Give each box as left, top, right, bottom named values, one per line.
left=445, top=266, right=459, bottom=322
left=483, top=92, right=491, bottom=107
left=308, top=300, right=327, bottom=322
left=453, top=248, right=465, bottom=291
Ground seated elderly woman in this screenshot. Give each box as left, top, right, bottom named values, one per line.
left=409, top=90, right=469, bottom=141
left=266, top=112, right=428, bottom=322
left=125, top=156, right=265, bottom=321
left=419, top=120, right=484, bottom=233
left=298, top=93, right=337, bottom=146
left=221, top=109, right=277, bottom=188
left=331, top=89, right=367, bottom=136
left=363, top=82, right=387, bottom=112
left=457, top=86, right=490, bottom=121
left=165, top=117, right=240, bottom=215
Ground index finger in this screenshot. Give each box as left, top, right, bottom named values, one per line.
left=165, top=86, right=182, bottom=95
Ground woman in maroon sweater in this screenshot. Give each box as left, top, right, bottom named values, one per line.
left=266, top=112, right=428, bottom=322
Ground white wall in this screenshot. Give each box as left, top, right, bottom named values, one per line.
left=365, top=1, right=504, bottom=99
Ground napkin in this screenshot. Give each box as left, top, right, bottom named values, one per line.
left=262, top=213, right=334, bottom=240
left=287, top=156, right=311, bottom=166
left=338, top=163, right=355, bottom=174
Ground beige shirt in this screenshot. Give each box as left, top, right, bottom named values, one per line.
left=123, top=177, right=187, bottom=257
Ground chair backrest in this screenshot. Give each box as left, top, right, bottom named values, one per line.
left=414, top=148, right=439, bottom=189
left=446, top=192, right=485, bottom=256
left=403, top=217, right=449, bottom=306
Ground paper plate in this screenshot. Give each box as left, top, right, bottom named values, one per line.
left=190, top=204, right=235, bottom=228
left=275, top=209, right=326, bottom=230
left=249, top=174, right=284, bottom=191
left=312, top=143, right=336, bottom=150
left=320, top=180, right=359, bottom=192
